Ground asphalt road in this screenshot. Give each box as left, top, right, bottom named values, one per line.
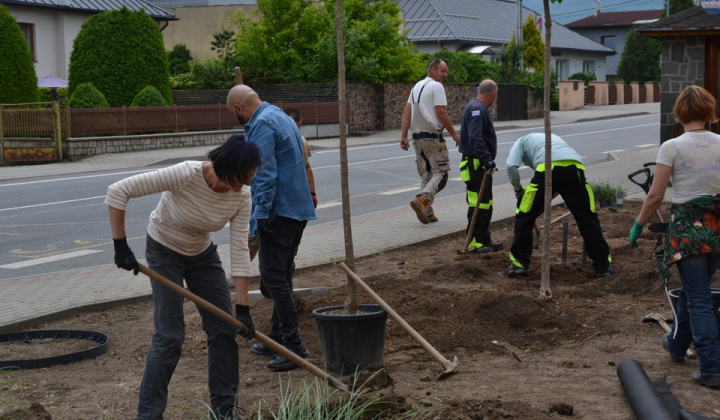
left=0, top=113, right=659, bottom=279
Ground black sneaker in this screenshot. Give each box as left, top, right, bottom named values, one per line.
left=692, top=370, right=720, bottom=388
left=501, top=262, right=528, bottom=277
left=661, top=333, right=685, bottom=363
left=596, top=264, right=617, bottom=278
left=251, top=342, right=277, bottom=357
left=266, top=343, right=310, bottom=371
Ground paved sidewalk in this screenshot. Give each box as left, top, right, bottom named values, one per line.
left=0, top=103, right=662, bottom=332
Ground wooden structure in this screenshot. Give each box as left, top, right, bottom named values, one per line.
left=637, top=6, right=720, bottom=142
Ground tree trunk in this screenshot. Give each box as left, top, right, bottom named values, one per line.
left=540, top=0, right=553, bottom=300
left=336, top=0, right=358, bottom=314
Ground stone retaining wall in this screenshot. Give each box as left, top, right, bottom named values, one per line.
left=63, top=130, right=243, bottom=161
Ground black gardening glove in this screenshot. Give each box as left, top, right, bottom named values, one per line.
left=256, top=219, right=275, bottom=240
left=515, top=189, right=524, bottom=208
left=113, top=237, right=139, bottom=275
left=483, top=160, right=496, bottom=171
left=235, top=304, right=255, bottom=340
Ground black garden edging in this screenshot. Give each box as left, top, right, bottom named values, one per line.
left=0, top=330, right=109, bottom=370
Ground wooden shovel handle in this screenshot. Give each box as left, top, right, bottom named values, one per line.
left=137, top=263, right=349, bottom=393
left=338, top=262, right=453, bottom=368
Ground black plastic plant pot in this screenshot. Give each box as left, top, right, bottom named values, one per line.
left=668, top=288, right=720, bottom=337
left=312, top=304, right=387, bottom=376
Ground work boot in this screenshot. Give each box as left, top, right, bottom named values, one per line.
left=410, top=195, right=431, bottom=224
left=468, top=242, right=503, bottom=253
left=501, top=262, right=528, bottom=277
left=428, top=214, right=438, bottom=223
left=596, top=264, right=617, bottom=278
left=661, top=333, right=685, bottom=363
left=267, top=341, right=310, bottom=371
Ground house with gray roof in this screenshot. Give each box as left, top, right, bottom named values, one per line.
left=2, top=0, right=176, bottom=80
left=397, top=0, right=615, bottom=81
left=566, top=9, right=663, bottom=81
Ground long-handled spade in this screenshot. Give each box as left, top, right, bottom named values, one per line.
left=338, top=262, right=458, bottom=380
left=137, top=263, right=350, bottom=393
left=462, top=168, right=497, bottom=252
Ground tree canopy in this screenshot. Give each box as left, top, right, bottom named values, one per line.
left=616, top=27, right=661, bottom=83
left=68, top=7, right=172, bottom=107
left=523, top=14, right=544, bottom=74
left=0, top=5, right=39, bottom=104
left=232, top=0, right=424, bottom=84
left=661, top=0, right=695, bottom=18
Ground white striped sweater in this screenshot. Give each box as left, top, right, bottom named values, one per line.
left=105, top=161, right=251, bottom=277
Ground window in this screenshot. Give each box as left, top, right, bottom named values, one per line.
left=583, top=60, right=595, bottom=74
left=601, top=35, right=616, bottom=51
left=555, top=59, right=568, bottom=80
left=18, top=23, right=36, bottom=61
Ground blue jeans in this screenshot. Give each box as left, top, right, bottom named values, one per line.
left=258, top=216, right=307, bottom=347
left=137, top=236, right=238, bottom=420
left=667, top=253, right=720, bottom=375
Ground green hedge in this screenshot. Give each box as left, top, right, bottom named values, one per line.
left=130, top=85, right=167, bottom=107
left=68, top=82, right=110, bottom=108
left=0, top=5, right=39, bottom=103
left=68, top=7, right=171, bottom=107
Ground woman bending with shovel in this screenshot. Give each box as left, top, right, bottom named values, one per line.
left=630, top=85, right=720, bottom=388
left=105, top=134, right=262, bottom=419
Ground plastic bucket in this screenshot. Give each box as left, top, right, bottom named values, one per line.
left=668, top=288, right=720, bottom=337
left=312, top=304, right=387, bottom=375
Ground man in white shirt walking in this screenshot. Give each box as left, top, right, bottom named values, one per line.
left=400, top=59, right=460, bottom=224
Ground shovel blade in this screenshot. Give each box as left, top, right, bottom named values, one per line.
left=436, top=355, right=459, bottom=380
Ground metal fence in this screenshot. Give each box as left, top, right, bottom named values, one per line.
left=0, top=103, right=61, bottom=162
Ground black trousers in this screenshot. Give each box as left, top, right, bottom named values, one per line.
left=461, top=155, right=494, bottom=246
left=258, top=216, right=308, bottom=346
left=510, top=164, right=610, bottom=272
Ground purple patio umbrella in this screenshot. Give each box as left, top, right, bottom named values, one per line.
left=38, top=75, right=68, bottom=88
left=38, top=75, right=68, bottom=101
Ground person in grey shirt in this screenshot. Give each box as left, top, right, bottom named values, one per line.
left=502, top=133, right=614, bottom=278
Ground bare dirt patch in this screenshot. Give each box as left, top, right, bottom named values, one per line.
left=2, top=201, right=720, bottom=419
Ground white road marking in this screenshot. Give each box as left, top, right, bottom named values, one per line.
left=0, top=169, right=151, bottom=188
left=0, top=196, right=106, bottom=212
left=379, top=187, right=420, bottom=195
left=600, top=149, right=626, bottom=153
left=1, top=250, right=102, bottom=269
left=317, top=202, right=342, bottom=209
left=635, top=144, right=657, bottom=148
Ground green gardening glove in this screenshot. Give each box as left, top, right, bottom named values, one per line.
left=629, top=219, right=644, bottom=248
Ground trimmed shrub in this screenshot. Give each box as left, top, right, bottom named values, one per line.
left=568, top=72, right=596, bottom=85
left=68, top=82, right=110, bottom=108
left=38, top=87, right=69, bottom=102
left=68, top=7, right=172, bottom=107
left=0, top=5, right=39, bottom=103
left=168, top=43, right=192, bottom=76
left=130, top=85, right=167, bottom=107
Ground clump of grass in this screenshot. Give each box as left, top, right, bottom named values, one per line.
left=256, top=371, right=426, bottom=420
left=190, top=370, right=428, bottom=420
